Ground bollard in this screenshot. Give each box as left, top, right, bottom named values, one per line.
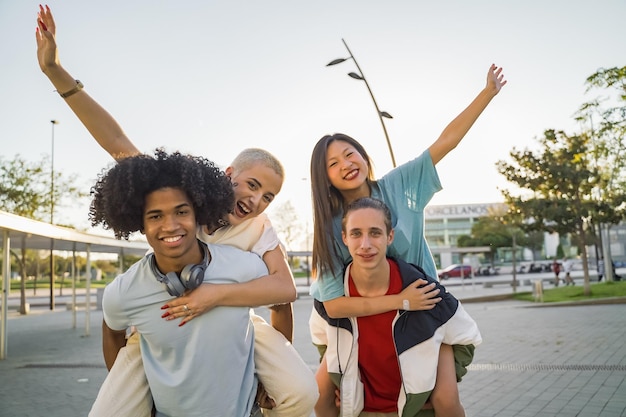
left=532, top=280, right=543, bottom=302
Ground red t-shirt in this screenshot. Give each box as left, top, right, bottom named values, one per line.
left=348, top=259, right=403, bottom=412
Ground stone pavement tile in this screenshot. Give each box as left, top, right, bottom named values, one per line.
left=0, top=310, right=107, bottom=417
left=2, top=296, right=626, bottom=417
left=455, top=302, right=626, bottom=417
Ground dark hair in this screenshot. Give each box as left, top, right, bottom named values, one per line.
left=342, top=197, right=392, bottom=234
left=89, top=148, right=234, bottom=240
left=310, top=133, right=375, bottom=278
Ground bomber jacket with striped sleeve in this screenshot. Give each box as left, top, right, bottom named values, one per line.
left=314, top=257, right=482, bottom=417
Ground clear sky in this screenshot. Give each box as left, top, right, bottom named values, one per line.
left=1, top=0, right=623, bottom=238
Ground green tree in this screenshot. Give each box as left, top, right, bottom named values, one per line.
left=497, top=66, right=626, bottom=295
left=0, top=154, right=87, bottom=222
left=94, top=259, right=120, bottom=279
left=524, top=230, right=547, bottom=256
left=0, top=156, right=47, bottom=218
left=457, top=216, right=513, bottom=264
left=583, top=67, right=626, bottom=213
left=576, top=66, right=626, bottom=274
left=0, top=154, right=87, bottom=314
left=497, top=129, right=602, bottom=295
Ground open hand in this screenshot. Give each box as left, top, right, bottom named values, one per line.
left=160, top=283, right=218, bottom=326
left=487, top=64, right=507, bottom=95
left=35, top=4, right=59, bottom=73
left=399, top=279, right=442, bottom=310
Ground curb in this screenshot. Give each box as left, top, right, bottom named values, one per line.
left=519, top=296, right=626, bottom=308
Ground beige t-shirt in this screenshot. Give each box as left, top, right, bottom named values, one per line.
left=196, top=213, right=280, bottom=258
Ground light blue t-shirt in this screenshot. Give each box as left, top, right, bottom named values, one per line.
left=311, top=149, right=442, bottom=302
left=103, top=242, right=268, bottom=417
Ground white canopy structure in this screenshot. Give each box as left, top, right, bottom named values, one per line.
left=0, top=210, right=150, bottom=359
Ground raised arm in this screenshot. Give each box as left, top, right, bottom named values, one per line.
left=323, top=278, right=441, bottom=319
left=36, top=5, right=139, bottom=161
left=428, top=64, right=507, bottom=165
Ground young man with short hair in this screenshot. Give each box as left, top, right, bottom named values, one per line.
left=315, top=197, right=482, bottom=417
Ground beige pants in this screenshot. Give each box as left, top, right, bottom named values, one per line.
left=89, top=313, right=318, bottom=417
left=250, top=313, right=319, bottom=416
left=88, top=333, right=152, bottom=417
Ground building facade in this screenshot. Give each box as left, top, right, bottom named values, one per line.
left=424, top=202, right=626, bottom=270
left=424, top=203, right=507, bottom=268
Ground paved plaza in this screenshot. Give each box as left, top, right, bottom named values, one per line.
left=1, top=277, right=625, bottom=417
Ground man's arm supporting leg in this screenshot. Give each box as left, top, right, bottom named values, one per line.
left=251, top=313, right=319, bottom=417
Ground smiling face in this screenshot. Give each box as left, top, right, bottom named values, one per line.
left=142, top=187, right=202, bottom=272
left=326, top=140, right=370, bottom=199
left=224, top=163, right=283, bottom=226
left=342, top=206, right=394, bottom=272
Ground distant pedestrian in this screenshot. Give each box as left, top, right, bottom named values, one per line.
left=598, top=259, right=623, bottom=282
left=563, top=257, right=574, bottom=285
left=552, top=258, right=561, bottom=286
left=598, top=258, right=605, bottom=281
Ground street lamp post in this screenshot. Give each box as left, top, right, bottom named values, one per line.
left=511, top=232, right=517, bottom=293
left=327, top=38, right=397, bottom=168
left=49, top=120, right=58, bottom=310
left=50, top=120, right=58, bottom=224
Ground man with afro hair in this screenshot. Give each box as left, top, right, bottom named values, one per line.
left=90, top=149, right=268, bottom=417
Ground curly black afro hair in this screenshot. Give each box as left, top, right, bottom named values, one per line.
left=89, top=148, right=234, bottom=240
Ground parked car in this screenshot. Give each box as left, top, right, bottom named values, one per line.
left=438, top=264, right=473, bottom=279
left=527, top=263, right=545, bottom=273
left=476, top=264, right=500, bottom=276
